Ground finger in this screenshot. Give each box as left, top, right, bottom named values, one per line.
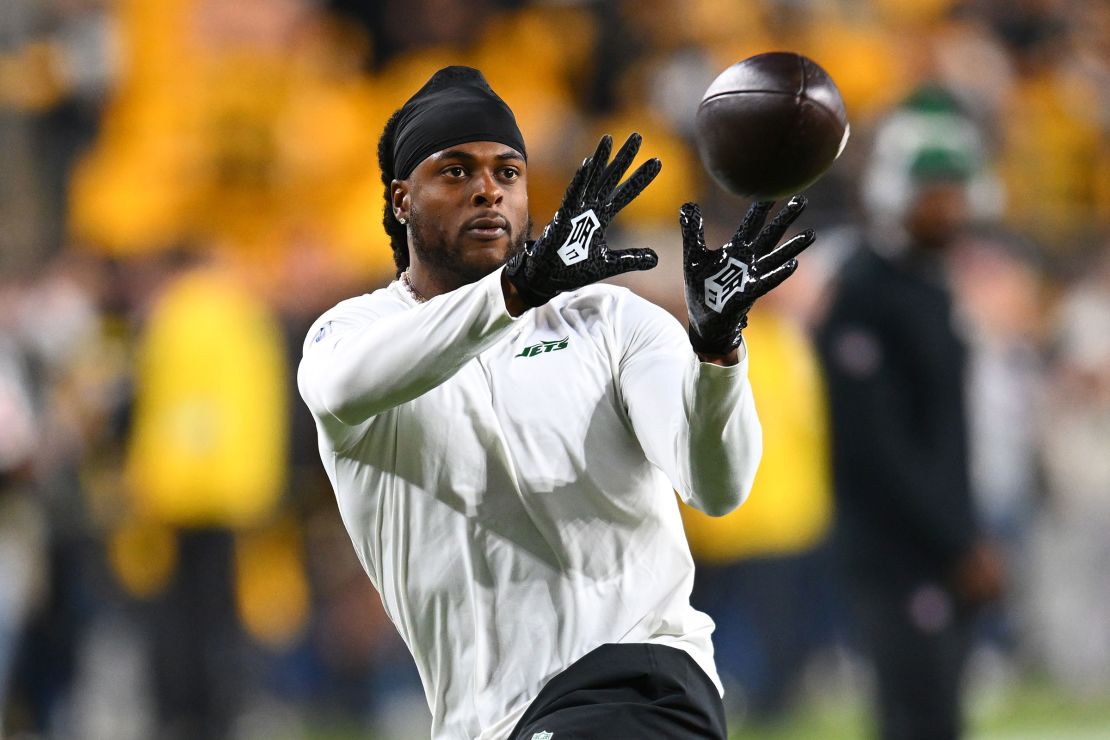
left=753, top=229, right=815, bottom=272
left=747, top=258, right=799, bottom=299
left=588, top=132, right=642, bottom=205
left=599, top=158, right=661, bottom=223
left=679, top=202, right=708, bottom=262
left=579, top=135, right=613, bottom=208
left=732, top=201, right=774, bottom=248
left=561, top=156, right=595, bottom=213
left=603, top=247, right=659, bottom=275
left=752, top=195, right=808, bottom=259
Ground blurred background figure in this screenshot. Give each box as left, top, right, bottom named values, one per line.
left=119, top=248, right=292, bottom=739
left=0, top=0, right=118, bottom=275
left=2, top=0, right=1110, bottom=737
left=1032, top=240, right=1110, bottom=699
left=949, top=226, right=1047, bottom=678
left=0, top=280, right=47, bottom=732
left=815, top=87, right=1007, bottom=740
left=0, top=255, right=127, bottom=738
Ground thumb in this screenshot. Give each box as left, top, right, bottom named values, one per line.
left=679, top=203, right=707, bottom=261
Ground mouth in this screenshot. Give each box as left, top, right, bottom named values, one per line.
left=464, top=214, right=509, bottom=241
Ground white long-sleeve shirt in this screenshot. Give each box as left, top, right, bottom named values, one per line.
left=298, top=267, right=762, bottom=739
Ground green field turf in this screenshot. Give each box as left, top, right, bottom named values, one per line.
left=728, top=678, right=1110, bottom=740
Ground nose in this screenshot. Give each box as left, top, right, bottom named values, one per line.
left=470, top=169, right=504, bottom=207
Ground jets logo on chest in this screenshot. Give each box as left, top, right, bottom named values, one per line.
left=515, top=337, right=569, bottom=358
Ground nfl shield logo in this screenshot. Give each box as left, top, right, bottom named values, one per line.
left=557, top=209, right=601, bottom=266
left=704, top=257, right=750, bottom=313
left=530, top=732, right=554, bottom=740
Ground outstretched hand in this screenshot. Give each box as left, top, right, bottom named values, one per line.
left=681, top=197, right=815, bottom=356
left=506, top=133, right=661, bottom=308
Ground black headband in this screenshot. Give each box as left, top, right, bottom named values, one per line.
left=392, top=66, right=527, bottom=180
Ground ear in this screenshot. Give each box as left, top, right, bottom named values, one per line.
left=390, top=180, right=410, bottom=224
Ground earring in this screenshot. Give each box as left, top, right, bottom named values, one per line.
left=398, top=216, right=407, bottom=225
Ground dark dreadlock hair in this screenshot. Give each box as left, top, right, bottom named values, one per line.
left=377, top=107, right=409, bottom=278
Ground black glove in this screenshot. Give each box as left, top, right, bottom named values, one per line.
left=680, top=197, right=815, bottom=356
left=506, top=133, right=661, bottom=307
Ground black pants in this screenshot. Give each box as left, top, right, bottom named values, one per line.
left=852, top=583, right=975, bottom=740
left=509, top=643, right=727, bottom=739
left=149, top=528, right=244, bottom=740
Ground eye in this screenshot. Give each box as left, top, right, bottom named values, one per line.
left=500, top=167, right=521, bottom=181
left=442, top=165, right=466, bottom=178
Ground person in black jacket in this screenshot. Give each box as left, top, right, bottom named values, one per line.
left=816, top=140, right=1006, bottom=740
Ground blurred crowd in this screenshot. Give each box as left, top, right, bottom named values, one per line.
left=1, top=0, right=1109, bottom=737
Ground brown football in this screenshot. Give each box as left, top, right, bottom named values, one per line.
left=694, top=52, right=849, bottom=199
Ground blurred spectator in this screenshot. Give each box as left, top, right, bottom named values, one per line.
left=815, top=87, right=1006, bottom=739
left=928, top=7, right=1016, bottom=129
left=1031, top=240, right=1110, bottom=698
left=949, top=227, right=1047, bottom=662
left=0, top=313, right=46, bottom=731
left=0, top=0, right=119, bottom=268
left=951, top=229, right=1045, bottom=550
left=2, top=256, right=123, bottom=737
left=68, top=0, right=394, bottom=284
left=991, top=0, right=1110, bottom=258
left=120, top=250, right=292, bottom=738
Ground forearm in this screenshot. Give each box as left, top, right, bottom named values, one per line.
left=623, top=321, right=761, bottom=517
left=682, top=353, right=762, bottom=515
left=301, top=268, right=519, bottom=424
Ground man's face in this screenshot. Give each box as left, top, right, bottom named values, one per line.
left=393, top=141, right=530, bottom=286
left=905, top=180, right=971, bottom=251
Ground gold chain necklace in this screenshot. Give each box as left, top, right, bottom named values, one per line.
left=401, top=270, right=427, bottom=303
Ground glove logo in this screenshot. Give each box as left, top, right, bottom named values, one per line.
left=557, top=209, right=600, bottom=266
left=704, top=258, right=750, bottom=313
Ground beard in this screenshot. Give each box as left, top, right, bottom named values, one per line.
left=409, top=205, right=532, bottom=285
